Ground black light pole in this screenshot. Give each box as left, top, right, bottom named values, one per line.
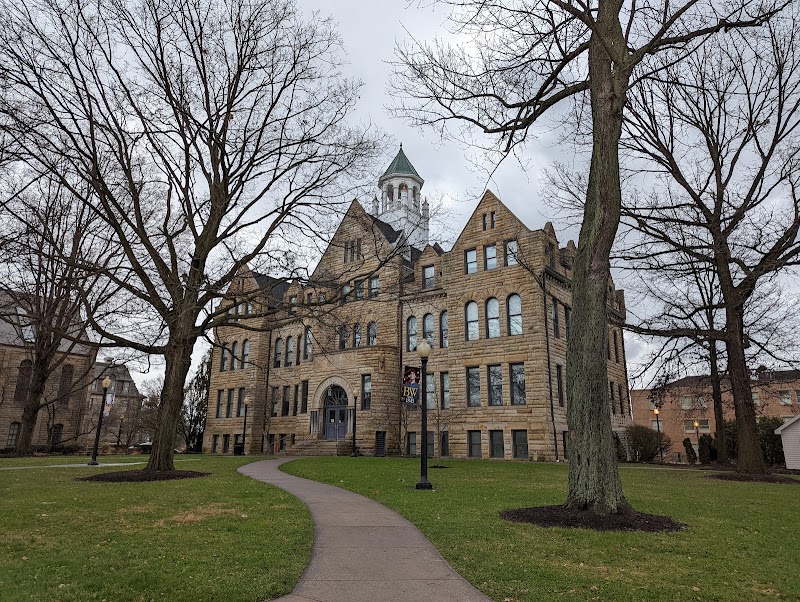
left=241, top=401, right=249, bottom=455
left=88, top=376, right=112, bottom=466
left=351, top=388, right=358, bottom=457
left=654, top=407, right=663, bottom=463
left=116, top=417, right=124, bottom=450
left=416, top=340, right=432, bottom=490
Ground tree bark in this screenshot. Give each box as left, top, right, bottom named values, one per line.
left=564, top=0, right=631, bottom=515
left=14, top=359, right=51, bottom=456
left=725, top=308, right=765, bottom=474
left=709, top=341, right=727, bottom=463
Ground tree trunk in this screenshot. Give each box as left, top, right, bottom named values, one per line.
left=146, top=336, right=195, bottom=471
left=13, top=363, right=50, bottom=456
left=564, top=1, right=631, bottom=515
left=709, top=342, right=727, bottom=463
left=725, top=308, right=765, bottom=474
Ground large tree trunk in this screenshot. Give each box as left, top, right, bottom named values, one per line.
left=564, top=1, right=631, bottom=515
left=13, top=362, right=50, bottom=456
left=725, top=308, right=765, bottom=474
left=146, top=335, right=195, bottom=471
left=709, top=341, right=727, bottom=463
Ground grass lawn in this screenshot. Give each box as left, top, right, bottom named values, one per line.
left=0, top=455, right=311, bottom=602
left=283, top=457, right=800, bottom=602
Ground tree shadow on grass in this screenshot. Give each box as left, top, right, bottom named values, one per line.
left=77, top=470, right=210, bottom=483
left=501, top=506, right=686, bottom=532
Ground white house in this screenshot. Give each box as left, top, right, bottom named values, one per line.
left=775, top=415, right=800, bottom=470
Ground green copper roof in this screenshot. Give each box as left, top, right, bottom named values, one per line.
left=380, top=145, right=422, bottom=182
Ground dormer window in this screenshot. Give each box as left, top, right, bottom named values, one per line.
left=423, top=265, right=435, bottom=289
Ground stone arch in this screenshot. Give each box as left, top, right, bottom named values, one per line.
left=312, top=375, right=356, bottom=411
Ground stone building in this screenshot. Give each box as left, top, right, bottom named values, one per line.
left=84, top=363, right=146, bottom=452
left=203, top=148, right=632, bottom=459
left=0, top=292, right=95, bottom=452
left=631, top=369, right=799, bottom=462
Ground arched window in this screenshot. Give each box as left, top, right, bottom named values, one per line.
left=274, top=338, right=283, bottom=368
left=241, top=340, right=250, bottom=367
left=220, top=346, right=229, bottom=371
left=486, top=298, right=500, bottom=338
left=285, top=336, right=295, bottom=366
left=58, top=364, right=74, bottom=405
left=465, top=302, right=479, bottom=341
left=339, top=327, right=349, bottom=350
left=7, top=422, right=21, bottom=449
left=231, top=341, right=239, bottom=370
left=507, top=294, right=522, bottom=335
left=48, top=423, right=64, bottom=447
left=423, top=313, right=434, bottom=346
left=440, top=311, right=448, bottom=348
left=387, top=184, right=395, bottom=202
left=304, top=327, right=312, bottom=360
left=367, top=322, right=377, bottom=346
left=353, top=323, right=362, bottom=347
left=407, top=316, right=417, bottom=351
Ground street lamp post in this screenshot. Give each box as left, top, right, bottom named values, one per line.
left=88, top=376, right=112, bottom=466
left=351, top=387, right=359, bottom=457
left=416, top=340, right=432, bottom=490
left=653, top=408, right=663, bottom=463
left=694, top=419, right=700, bottom=452
left=241, top=401, right=249, bottom=455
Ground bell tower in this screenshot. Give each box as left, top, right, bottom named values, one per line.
left=371, top=145, right=429, bottom=249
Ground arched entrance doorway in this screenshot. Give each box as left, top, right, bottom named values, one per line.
left=323, top=385, right=348, bottom=441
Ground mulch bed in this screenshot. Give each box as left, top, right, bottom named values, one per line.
left=501, top=505, right=686, bottom=532
left=707, top=472, right=799, bottom=484
left=78, top=470, right=210, bottom=483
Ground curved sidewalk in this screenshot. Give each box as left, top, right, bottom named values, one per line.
left=239, top=458, right=491, bottom=602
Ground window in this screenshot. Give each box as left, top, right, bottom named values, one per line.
left=57, top=364, right=74, bottom=405
left=613, top=331, right=619, bottom=362
left=307, top=293, right=313, bottom=305
left=369, top=276, right=380, bottom=297
left=618, top=384, right=625, bottom=415
left=220, top=346, right=229, bottom=372
left=468, top=430, right=482, bottom=458
left=425, top=373, right=435, bottom=409
left=507, top=294, right=522, bottom=335
left=216, top=390, right=223, bottom=418
left=511, top=363, right=526, bottom=405
left=271, top=387, right=279, bottom=417
left=426, top=431, right=434, bottom=458
left=650, top=420, right=661, bottom=430
left=490, top=211, right=496, bottom=228
left=753, top=393, right=761, bottom=406
left=684, top=419, right=711, bottom=433
left=301, top=381, right=309, bottom=414
left=354, top=280, right=364, bottom=300
left=282, top=386, right=290, bottom=416
left=547, top=242, right=556, bottom=269
left=440, top=432, right=450, bottom=457
left=304, top=328, right=312, bottom=360
left=226, top=389, right=234, bottom=418
left=361, top=375, right=371, bottom=410
left=610, top=381, right=616, bottom=413
left=319, top=292, right=327, bottom=305
left=439, top=311, right=448, bottom=348
left=486, top=298, right=500, bottom=338
left=289, top=296, right=297, bottom=315
left=481, top=244, right=498, bottom=273
left=779, top=391, right=792, bottom=406
left=212, top=434, right=219, bottom=453
left=223, top=434, right=230, bottom=453
left=423, top=265, right=435, bottom=288
left=505, top=240, right=519, bottom=266
left=293, top=385, right=299, bottom=416
left=407, top=432, right=417, bottom=456
left=467, top=367, right=481, bottom=407
left=230, top=341, right=239, bottom=370
left=482, top=213, right=487, bottom=230
left=353, top=323, right=362, bottom=347
left=488, top=365, right=503, bottom=406
left=512, top=430, right=528, bottom=459
left=440, top=372, right=450, bottom=408
left=564, top=306, right=571, bottom=340
left=285, top=336, right=294, bottom=366
left=233, top=387, right=244, bottom=417
left=607, top=332, right=612, bottom=360
left=339, top=327, right=348, bottom=350
left=552, top=298, right=560, bottom=338
left=341, top=284, right=350, bottom=304
left=680, top=396, right=692, bottom=410
left=796, top=390, right=800, bottom=403
left=423, top=313, right=434, bottom=346
left=407, top=316, right=417, bottom=351
left=367, top=322, right=377, bottom=346
left=556, top=364, right=565, bottom=407
left=465, top=249, right=477, bottom=274
left=465, top=301, right=479, bottom=341
left=490, top=430, right=504, bottom=458
left=274, top=339, right=282, bottom=368
left=241, top=340, right=250, bottom=367
left=344, top=240, right=349, bottom=262
left=7, top=422, right=20, bottom=448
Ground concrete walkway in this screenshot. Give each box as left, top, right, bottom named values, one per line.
left=239, top=458, right=491, bottom=602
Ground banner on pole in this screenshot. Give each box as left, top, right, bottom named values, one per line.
left=402, top=365, right=420, bottom=405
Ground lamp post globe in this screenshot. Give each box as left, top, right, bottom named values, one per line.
left=416, top=340, right=433, bottom=490
left=89, top=376, right=112, bottom=466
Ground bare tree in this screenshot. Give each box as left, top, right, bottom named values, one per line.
left=179, top=350, right=210, bottom=452
left=393, top=0, right=787, bottom=513
left=0, top=0, right=379, bottom=470
left=620, top=14, right=800, bottom=473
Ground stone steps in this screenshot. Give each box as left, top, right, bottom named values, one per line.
left=279, top=439, right=353, bottom=457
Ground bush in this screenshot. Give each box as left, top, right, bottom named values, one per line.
left=698, top=434, right=715, bottom=464
left=683, top=438, right=697, bottom=464
left=626, top=425, right=671, bottom=462
left=719, top=418, right=785, bottom=466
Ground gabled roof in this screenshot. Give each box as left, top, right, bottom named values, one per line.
left=379, top=145, right=423, bottom=184
left=251, top=272, right=289, bottom=306
left=366, top=212, right=402, bottom=243
left=775, top=414, right=800, bottom=434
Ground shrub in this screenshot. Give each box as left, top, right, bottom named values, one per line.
left=683, top=438, right=697, bottom=464
left=719, top=418, right=785, bottom=466
left=626, top=425, right=671, bottom=462
left=698, top=434, right=715, bottom=464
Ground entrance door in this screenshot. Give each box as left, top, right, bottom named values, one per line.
left=323, top=385, right=349, bottom=441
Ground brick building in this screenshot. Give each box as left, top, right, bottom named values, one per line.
left=203, top=148, right=632, bottom=459
left=631, top=369, right=799, bottom=462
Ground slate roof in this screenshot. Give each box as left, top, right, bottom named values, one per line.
left=251, top=272, right=290, bottom=307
